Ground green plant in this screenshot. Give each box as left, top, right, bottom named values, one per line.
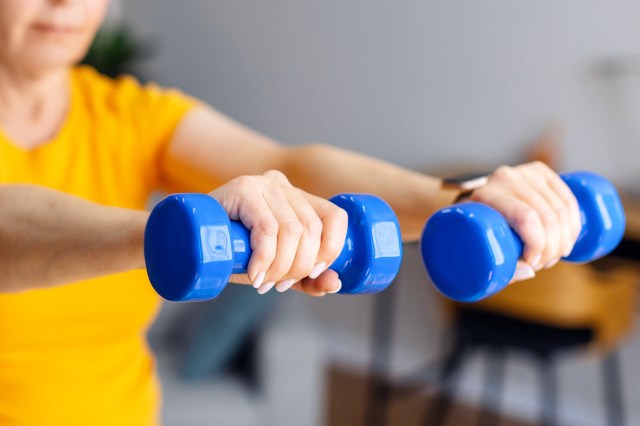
left=81, top=24, right=150, bottom=78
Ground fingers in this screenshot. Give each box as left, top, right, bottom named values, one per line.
left=271, top=191, right=349, bottom=293
left=520, top=163, right=580, bottom=268
left=211, top=175, right=279, bottom=286
left=303, top=192, right=349, bottom=274
left=472, top=184, right=547, bottom=267
left=491, top=165, right=562, bottom=269
left=473, top=162, right=581, bottom=275
left=530, top=162, right=582, bottom=255
left=510, top=261, right=536, bottom=284
left=292, top=269, right=342, bottom=297
left=259, top=186, right=308, bottom=293
left=209, top=170, right=347, bottom=297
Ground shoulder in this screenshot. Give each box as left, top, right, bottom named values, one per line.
left=72, top=65, right=139, bottom=104
left=71, top=66, right=197, bottom=117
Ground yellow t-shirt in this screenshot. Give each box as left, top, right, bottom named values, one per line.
left=0, top=66, right=196, bottom=425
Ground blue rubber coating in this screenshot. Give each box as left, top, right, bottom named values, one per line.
left=421, top=171, right=626, bottom=302
left=144, top=193, right=402, bottom=302
left=330, top=194, right=403, bottom=295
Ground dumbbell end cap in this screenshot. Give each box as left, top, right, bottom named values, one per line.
left=145, top=194, right=232, bottom=302
left=561, top=172, right=626, bottom=262
left=329, top=194, right=403, bottom=294
left=421, top=203, right=519, bottom=302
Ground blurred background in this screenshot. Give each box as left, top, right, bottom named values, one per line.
left=93, top=1, right=640, bottom=425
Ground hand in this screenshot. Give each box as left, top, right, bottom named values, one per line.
left=208, top=170, right=348, bottom=296
left=467, top=162, right=582, bottom=282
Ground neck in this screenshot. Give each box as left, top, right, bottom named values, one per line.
left=0, top=63, right=71, bottom=148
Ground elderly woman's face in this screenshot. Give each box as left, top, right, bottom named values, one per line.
left=0, top=0, right=110, bottom=73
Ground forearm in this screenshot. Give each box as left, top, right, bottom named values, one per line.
left=162, top=107, right=461, bottom=240
left=280, top=144, right=453, bottom=241
left=0, top=185, right=148, bottom=292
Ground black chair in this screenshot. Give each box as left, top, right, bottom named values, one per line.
left=366, top=259, right=637, bottom=426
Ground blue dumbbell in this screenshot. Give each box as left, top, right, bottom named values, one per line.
left=144, top=193, right=402, bottom=302
left=421, top=171, right=626, bottom=302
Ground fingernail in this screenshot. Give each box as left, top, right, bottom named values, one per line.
left=252, top=272, right=266, bottom=289
left=257, top=281, right=276, bottom=295
left=545, top=258, right=560, bottom=269
left=327, top=279, right=342, bottom=294
left=275, top=279, right=296, bottom=293
left=564, top=244, right=574, bottom=258
left=513, top=264, right=536, bottom=282
left=309, top=262, right=327, bottom=279
left=531, top=254, right=542, bottom=269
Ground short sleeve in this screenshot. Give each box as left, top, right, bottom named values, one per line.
left=129, top=82, right=200, bottom=190
left=65, top=67, right=203, bottom=204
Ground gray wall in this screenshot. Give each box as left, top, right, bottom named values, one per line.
left=126, top=2, right=640, bottom=425
left=127, top=0, right=640, bottom=183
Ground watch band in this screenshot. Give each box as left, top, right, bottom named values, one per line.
left=432, top=171, right=491, bottom=212
left=431, top=184, right=467, bottom=213
left=442, top=173, right=490, bottom=191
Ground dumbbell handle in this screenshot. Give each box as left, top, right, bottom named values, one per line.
left=209, top=213, right=359, bottom=276
left=421, top=171, right=626, bottom=302
left=541, top=172, right=624, bottom=263
left=145, top=193, right=402, bottom=301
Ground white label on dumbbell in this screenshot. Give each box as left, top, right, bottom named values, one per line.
left=201, top=225, right=233, bottom=262
left=372, top=221, right=401, bottom=258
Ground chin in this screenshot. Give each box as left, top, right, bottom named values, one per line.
left=22, top=46, right=89, bottom=74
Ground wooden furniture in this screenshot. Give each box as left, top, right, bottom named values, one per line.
left=423, top=262, right=637, bottom=426
left=366, top=193, right=640, bottom=426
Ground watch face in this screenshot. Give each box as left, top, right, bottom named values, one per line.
left=443, top=172, right=490, bottom=190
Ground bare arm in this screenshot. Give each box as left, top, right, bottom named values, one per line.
left=0, top=184, right=147, bottom=292
left=161, top=107, right=446, bottom=241
left=161, top=106, right=581, bottom=289
left=277, top=144, right=442, bottom=241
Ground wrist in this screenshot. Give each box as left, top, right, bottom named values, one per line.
left=107, top=209, right=149, bottom=271
left=431, top=172, right=490, bottom=212
left=128, top=211, right=149, bottom=270
left=430, top=182, right=467, bottom=214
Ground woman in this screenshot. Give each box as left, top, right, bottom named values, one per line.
left=0, top=0, right=581, bottom=424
